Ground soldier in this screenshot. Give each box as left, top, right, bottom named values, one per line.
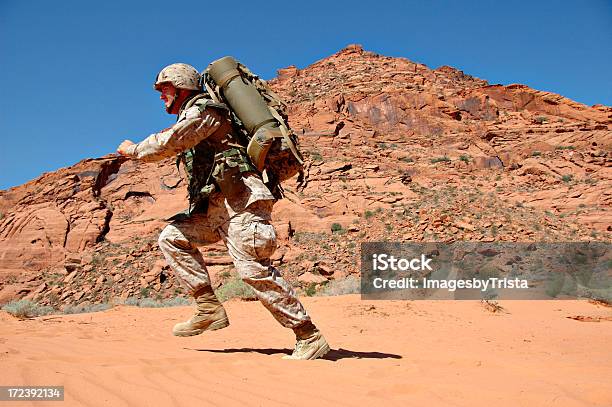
left=117, top=63, right=330, bottom=360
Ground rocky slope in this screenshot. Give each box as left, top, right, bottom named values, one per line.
left=0, top=44, right=610, bottom=308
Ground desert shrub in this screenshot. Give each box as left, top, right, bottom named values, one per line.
left=309, top=151, right=323, bottom=162
left=142, top=297, right=190, bottom=308
left=2, top=300, right=55, bottom=318
left=124, top=297, right=140, bottom=306
left=63, top=303, right=111, bottom=314
left=430, top=156, right=451, bottom=163
left=319, top=276, right=360, bottom=296
left=137, top=298, right=167, bottom=308
left=377, top=142, right=398, bottom=150
left=121, top=296, right=190, bottom=307
left=305, top=282, right=318, bottom=297
left=331, top=223, right=345, bottom=234
left=161, top=297, right=190, bottom=307
left=533, top=116, right=548, bottom=124
left=217, top=277, right=256, bottom=302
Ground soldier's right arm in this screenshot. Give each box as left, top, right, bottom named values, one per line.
left=120, top=106, right=224, bottom=162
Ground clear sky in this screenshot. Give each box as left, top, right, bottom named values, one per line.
left=1, top=0, right=610, bottom=190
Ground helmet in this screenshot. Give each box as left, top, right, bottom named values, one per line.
left=154, top=63, right=201, bottom=91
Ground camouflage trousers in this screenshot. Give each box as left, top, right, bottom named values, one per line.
left=157, top=195, right=310, bottom=329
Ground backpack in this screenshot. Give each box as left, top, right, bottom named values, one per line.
left=200, top=56, right=304, bottom=194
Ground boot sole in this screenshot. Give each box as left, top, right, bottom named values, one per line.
left=173, top=318, right=230, bottom=337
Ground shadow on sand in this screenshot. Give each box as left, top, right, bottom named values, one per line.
left=188, top=347, right=402, bottom=361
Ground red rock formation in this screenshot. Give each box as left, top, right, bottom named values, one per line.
left=0, top=45, right=609, bottom=307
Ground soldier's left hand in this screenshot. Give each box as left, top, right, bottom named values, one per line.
left=117, top=140, right=136, bottom=156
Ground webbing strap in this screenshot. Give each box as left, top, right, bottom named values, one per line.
left=250, top=118, right=278, bottom=136
left=268, top=107, right=304, bottom=165
left=204, top=81, right=222, bottom=104
left=217, top=71, right=241, bottom=89
left=182, top=93, right=208, bottom=110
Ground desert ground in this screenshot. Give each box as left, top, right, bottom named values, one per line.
left=2, top=295, right=611, bottom=407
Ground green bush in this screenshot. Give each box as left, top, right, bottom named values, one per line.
left=305, top=282, right=318, bottom=297
left=331, top=223, right=344, bottom=233
left=561, top=174, right=573, bottom=183
left=534, top=116, right=548, bottom=124
left=531, top=151, right=542, bottom=157
left=459, top=154, right=470, bottom=163
left=430, top=156, right=451, bottom=163
left=377, top=142, right=398, bottom=150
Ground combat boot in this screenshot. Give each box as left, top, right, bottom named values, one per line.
left=282, top=321, right=330, bottom=360
left=172, top=285, right=229, bottom=337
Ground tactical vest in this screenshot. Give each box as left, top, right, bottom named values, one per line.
left=176, top=94, right=257, bottom=214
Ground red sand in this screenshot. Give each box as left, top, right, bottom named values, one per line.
left=2, top=295, right=611, bottom=406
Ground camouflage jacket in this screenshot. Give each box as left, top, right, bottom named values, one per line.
left=124, top=93, right=275, bottom=214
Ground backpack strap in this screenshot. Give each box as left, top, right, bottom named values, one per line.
left=267, top=107, right=304, bottom=165
left=182, top=93, right=229, bottom=113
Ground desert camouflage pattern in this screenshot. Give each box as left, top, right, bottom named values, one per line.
left=265, top=134, right=304, bottom=183
left=124, top=97, right=310, bottom=328
left=154, top=63, right=201, bottom=91
left=158, top=194, right=310, bottom=328
left=123, top=104, right=223, bottom=162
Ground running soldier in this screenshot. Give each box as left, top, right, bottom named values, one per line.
left=117, top=63, right=329, bottom=360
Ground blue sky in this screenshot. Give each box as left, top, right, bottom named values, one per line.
left=1, top=0, right=610, bottom=190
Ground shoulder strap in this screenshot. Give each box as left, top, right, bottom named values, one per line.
left=194, top=98, right=229, bottom=113
left=184, top=93, right=229, bottom=114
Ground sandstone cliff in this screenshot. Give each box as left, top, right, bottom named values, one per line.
left=1, top=44, right=609, bottom=308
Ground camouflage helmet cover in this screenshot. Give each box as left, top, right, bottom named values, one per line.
left=154, top=63, right=201, bottom=91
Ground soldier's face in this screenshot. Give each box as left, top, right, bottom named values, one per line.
left=159, top=84, right=178, bottom=113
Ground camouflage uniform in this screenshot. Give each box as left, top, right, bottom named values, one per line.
left=124, top=94, right=310, bottom=329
